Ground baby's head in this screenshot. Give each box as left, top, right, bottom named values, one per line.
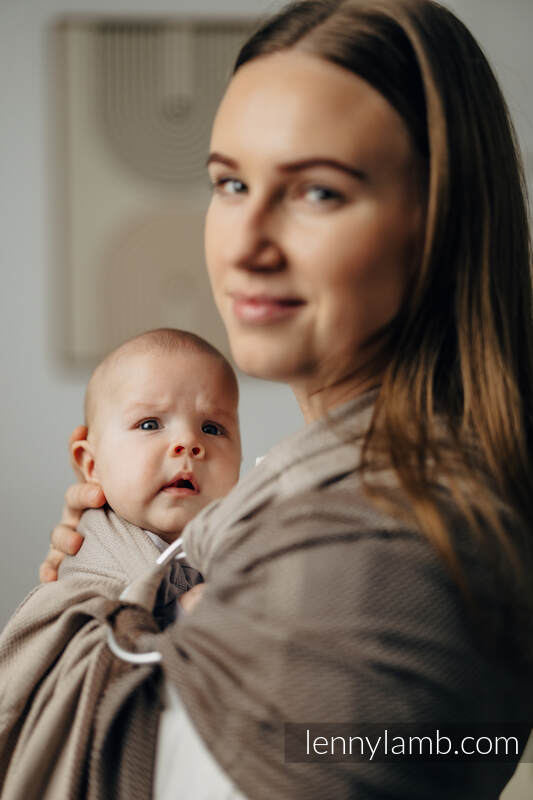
left=72, top=329, right=241, bottom=543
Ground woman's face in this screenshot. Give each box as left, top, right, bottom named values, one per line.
left=205, top=50, right=425, bottom=412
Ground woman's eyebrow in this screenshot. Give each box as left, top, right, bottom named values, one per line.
left=278, top=158, right=367, bottom=180
left=206, top=152, right=366, bottom=181
left=206, top=153, right=238, bottom=169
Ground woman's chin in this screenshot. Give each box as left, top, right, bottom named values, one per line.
left=230, top=344, right=301, bottom=383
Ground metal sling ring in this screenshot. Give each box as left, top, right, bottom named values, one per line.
left=156, top=536, right=186, bottom=567
left=106, top=537, right=188, bottom=665
left=106, top=625, right=162, bottom=665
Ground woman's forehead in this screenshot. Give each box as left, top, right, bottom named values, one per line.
left=211, top=50, right=415, bottom=170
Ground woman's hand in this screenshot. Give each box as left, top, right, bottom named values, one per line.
left=39, top=426, right=106, bottom=582
left=179, top=584, right=206, bottom=613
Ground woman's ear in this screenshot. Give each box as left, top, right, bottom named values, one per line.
left=71, top=439, right=100, bottom=483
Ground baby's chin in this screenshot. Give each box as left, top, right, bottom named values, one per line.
left=109, top=496, right=209, bottom=544
left=112, top=517, right=183, bottom=545
left=136, top=509, right=196, bottom=544
left=146, top=526, right=184, bottom=544
left=139, top=517, right=187, bottom=544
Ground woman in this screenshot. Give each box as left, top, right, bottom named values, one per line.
left=40, top=0, right=533, bottom=797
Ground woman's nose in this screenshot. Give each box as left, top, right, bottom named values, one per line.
left=229, top=204, right=285, bottom=273
left=170, top=442, right=205, bottom=460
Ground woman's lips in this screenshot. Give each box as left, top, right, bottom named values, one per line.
left=231, top=293, right=304, bottom=324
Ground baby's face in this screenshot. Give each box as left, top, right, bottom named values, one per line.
left=88, top=349, right=241, bottom=542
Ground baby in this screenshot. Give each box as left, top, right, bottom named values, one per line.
left=72, top=326, right=241, bottom=547
left=0, top=328, right=242, bottom=798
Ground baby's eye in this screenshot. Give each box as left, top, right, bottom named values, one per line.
left=202, top=421, right=225, bottom=436
left=138, top=419, right=160, bottom=431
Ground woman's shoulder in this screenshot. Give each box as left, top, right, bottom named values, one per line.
left=217, top=485, right=531, bottom=665
left=210, top=486, right=444, bottom=603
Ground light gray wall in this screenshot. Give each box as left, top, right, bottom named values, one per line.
left=0, top=0, right=302, bottom=626
left=0, top=0, right=531, bottom=629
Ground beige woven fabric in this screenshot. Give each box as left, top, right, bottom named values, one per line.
left=1, top=391, right=531, bottom=799
left=105, top=390, right=532, bottom=799
left=0, top=509, right=198, bottom=799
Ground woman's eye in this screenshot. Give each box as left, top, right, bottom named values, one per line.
left=302, top=185, right=343, bottom=204
left=138, top=419, right=160, bottom=431
left=202, top=422, right=225, bottom=436
left=210, top=177, right=247, bottom=196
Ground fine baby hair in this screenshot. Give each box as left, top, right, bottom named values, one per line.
left=84, top=327, right=238, bottom=431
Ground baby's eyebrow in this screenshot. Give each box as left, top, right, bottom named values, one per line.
left=123, top=401, right=167, bottom=415
left=122, top=401, right=236, bottom=422
left=203, top=406, right=237, bottom=422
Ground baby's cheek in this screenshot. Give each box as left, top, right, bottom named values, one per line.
left=102, top=482, right=134, bottom=517
left=213, top=458, right=241, bottom=496
left=98, top=462, right=141, bottom=515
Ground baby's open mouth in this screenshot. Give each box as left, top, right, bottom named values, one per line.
left=174, top=478, right=194, bottom=490
left=162, top=473, right=200, bottom=494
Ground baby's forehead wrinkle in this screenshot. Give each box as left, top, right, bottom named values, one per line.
left=123, top=392, right=174, bottom=411
left=114, top=382, right=237, bottom=418
left=207, top=405, right=237, bottom=418
left=86, top=342, right=239, bottom=428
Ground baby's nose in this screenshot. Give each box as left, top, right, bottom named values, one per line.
left=171, top=442, right=205, bottom=460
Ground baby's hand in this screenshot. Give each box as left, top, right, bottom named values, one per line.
left=179, top=584, right=206, bottom=613
left=39, top=426, right=106, bottom=582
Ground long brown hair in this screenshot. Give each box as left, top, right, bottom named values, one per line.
left=234, top=0, right=533, bottom=619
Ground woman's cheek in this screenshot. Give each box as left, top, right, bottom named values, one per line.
left=204, top=206, right=221, bottom=279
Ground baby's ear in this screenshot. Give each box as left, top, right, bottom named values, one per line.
left=71, top=439, right=99, bottom=483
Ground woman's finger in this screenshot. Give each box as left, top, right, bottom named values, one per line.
left=39, top=559, right=60, bottom=584
left=38, top=543, right=78, bottom=583
left=50, top=524, right=84, bottom=556
left=40, top=524, right=84, bottom=583
left=43, top=547, right=70, bottom=572
left=179, top=584, right=206, bottom=613
left=62, top=483, right=105, bottom=523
